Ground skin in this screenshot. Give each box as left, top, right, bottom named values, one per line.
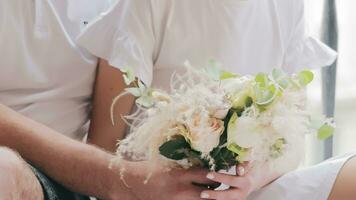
left=0, top=106, right=213, bottom=200
left=200, top=162, right=283, bottom=200
left=0, top=59, right=213, bottom=200
left=0, top=103, right=132, bottom=200
left=201, top=162, right=253, bottom=200
left=0, top=147, right=43, bottom=200
left=328, top=156, right=356, bottom=200
left=87, top=60, right=136, bottom=153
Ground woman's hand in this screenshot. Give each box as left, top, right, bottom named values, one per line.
left=200, top=160, right=284, bottom=200
left=199, top=162, right=254, bottom=200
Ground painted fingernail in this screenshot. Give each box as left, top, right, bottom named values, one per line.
left=238, top=166, right=245, bottom=176
left=206, top=173, right=215, bottom=180
left=200, top=192, right=210, bottom=198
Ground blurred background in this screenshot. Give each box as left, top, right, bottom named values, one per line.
left=305, top=0, right=356, bottom=165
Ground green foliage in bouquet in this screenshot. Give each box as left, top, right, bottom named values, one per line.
left=159, top=109, right=241, bottom=171
left=115, top=61, right=335, bottom=172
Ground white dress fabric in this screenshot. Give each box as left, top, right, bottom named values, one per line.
left=0, top=0, right=113, bottom=139
left=78, top=0, right=343, bottom=199
left=248, top=153, right=356, bottom=200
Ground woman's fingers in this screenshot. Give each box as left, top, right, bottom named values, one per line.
left=237, top=161, right=254, bottom=176
left=200, top=188, right=246, bottom=200
left=206, top=172, right=252, bottom=189
left=201, top=166, right=255, bottom=200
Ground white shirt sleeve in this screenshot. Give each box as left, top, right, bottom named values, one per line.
left=77, top=0, right=156, bottom=86
left=282, top=0, right=337, bottom=73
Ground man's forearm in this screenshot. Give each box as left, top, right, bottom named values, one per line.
left=0, top=104, right=133, bottom=200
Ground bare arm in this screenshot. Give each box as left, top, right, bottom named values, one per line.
left=0, top=103, right=214, bottom=200
left=0, top=103, right=134, bottom=200
left=0, top=59, right=213, bottom=200
left=88, top=59, right=135, bottom=152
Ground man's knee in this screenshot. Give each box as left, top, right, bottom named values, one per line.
left=0, top=147, right=23, bottom=168
left=0, top=147, right=24, bottom=199
left=0, top=147, right=43, bottom=200
left=0, top=147, right=24, bottom=181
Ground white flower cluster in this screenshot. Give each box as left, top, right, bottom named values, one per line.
left=114, top=63, right=333, bottom=173
left=117, top=68, right=230, bottom=163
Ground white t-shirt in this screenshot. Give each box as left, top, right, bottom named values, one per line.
left=78, top=0, right=337, bottom=90
left=0, top=0, right=113, bottom=139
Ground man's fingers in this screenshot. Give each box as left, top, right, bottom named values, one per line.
left=181, top=168, right=217, bottom=185
left=176, top=186, right=204, bottom=200
left=200, top=188, right=245, bottom=200
left=206, top=172, right=251, bottom=189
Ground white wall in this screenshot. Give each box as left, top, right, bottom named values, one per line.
left=333, top=0, right=356, bottom=156
left=304, top=0, right=356, bottom=165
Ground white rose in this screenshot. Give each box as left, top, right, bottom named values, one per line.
left=179, top=108, right=224, bottom=155
left=227, top=113, right=263, bottom=149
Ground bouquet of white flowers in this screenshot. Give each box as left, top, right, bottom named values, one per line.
left=112, top=61, right=334, bottom=175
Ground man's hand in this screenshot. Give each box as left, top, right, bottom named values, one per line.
left=110, top=161, right=216, bottom=200
left=0, top=103, right=138, bottom=200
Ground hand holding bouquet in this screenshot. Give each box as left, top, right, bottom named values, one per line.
left=112, top=61, right=334, bottom=179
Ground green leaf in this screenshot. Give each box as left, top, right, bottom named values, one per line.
left=270, top=138, right=287, bottom=158
left=204, top=60, right=239, bottom=81
left=298, top=70, right=314, bottom=86
left=272, top=69, right=290, bottom=89
left=272, top=69, right=284, bottom=79
left=159, top=136, right=191, bottom=160
left=318, top=124, right=334, bottom=140
left=255, top=73, right=269, bottom=87
left=227, top=112, right=239, bottom=148
left=245, top=96, right=253, bottom=108
left=205, top=60, right=221, bottom=81
left=122, top=68, right=136, bottom=85
left=227, top=143, right=249, bottom=162
left=136, top=96, right=154, bottom=107
left=138, top=80, right=146, bottom=93
left=204, top=110, right=240, bottom=171
left=125, top=87, right=142, bottom=97
left=254, top=84, right=277, bottom=106
left=220, top=71, right=238, bottom=80
left=211, top=147, right=239, bottom=171
left=227, top=143, right=243, bottom=154
left=273, top=138, right=286, bottom=149
left=231, top=93, right=252, bottom=109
